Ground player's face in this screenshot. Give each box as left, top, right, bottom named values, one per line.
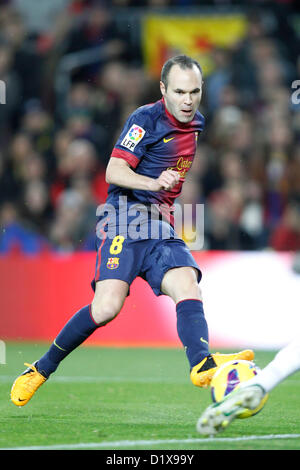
left=160, top=64, right=203, bottom=123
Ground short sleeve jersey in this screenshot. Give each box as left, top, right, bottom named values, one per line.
left=107, top=98, right=205, bottom=209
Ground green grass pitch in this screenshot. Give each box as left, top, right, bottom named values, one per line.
left=1, top=342, right=300, bottom=450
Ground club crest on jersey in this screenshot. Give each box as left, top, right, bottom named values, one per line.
left=121, top=124, right=145, bottom=151
left=107, top=257, right=119, bottom=269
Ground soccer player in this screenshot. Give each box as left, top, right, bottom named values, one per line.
left=197, top=335, right=300, bottom=435
left=11, top=55, right=254, bottom=407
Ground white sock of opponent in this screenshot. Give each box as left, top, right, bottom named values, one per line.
left=242, top=336, right=300, bottom=394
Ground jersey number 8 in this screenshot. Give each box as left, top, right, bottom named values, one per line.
left=109, top=235, right=125, bottom=255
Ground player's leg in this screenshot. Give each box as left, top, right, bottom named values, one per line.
left=36, top=278, right=128, bottom=377
left=161, top=266, right=254, bottom=387
left=197, top=336, right=300, bottom=435
left=161, top=266, right=209, bottom=367
left=10, top=279, right=128, bottom=406
left=241, top=335, right=300, bottom=394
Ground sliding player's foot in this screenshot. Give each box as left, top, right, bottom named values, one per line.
left=196, top=384, right=265, bottom=435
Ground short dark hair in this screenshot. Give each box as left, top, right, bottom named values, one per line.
left=161, top=55, right=203, bottom=89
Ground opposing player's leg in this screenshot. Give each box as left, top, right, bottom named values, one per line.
left=197, top=335, right=300, bottom=435
left=242, top=335, right=300, bottom=393
left=161, top=266, right=254, bottom=387
left=10, top=279, right=128, bottom=406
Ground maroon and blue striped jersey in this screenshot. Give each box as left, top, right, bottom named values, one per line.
left=107, top=98, right=205, bottom=209
left=92, top=98, right=204, bottom=290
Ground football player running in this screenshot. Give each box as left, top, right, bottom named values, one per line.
left=11, top=55, right=254, bottom=407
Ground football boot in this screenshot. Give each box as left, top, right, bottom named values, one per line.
left=190, top=349, right=255, bottom=387
left=196, top=384, right=265, bottom=435
left=11, top=362, right=47, bottom=407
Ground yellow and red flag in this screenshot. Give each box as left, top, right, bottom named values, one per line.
left=142, top=14, right=247, bottom=78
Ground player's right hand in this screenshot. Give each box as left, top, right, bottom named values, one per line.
left=151, top=170, right=180, bottom=191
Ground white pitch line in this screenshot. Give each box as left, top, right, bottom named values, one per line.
left=0, top=375, right=187, bottom=384
left=1, top=375, right=299, bottom=385
left=1, top=434, right=300, bottom=450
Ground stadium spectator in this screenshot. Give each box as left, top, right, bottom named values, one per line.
left=0, top=41, right=21, bottom=144
left=1, top=9, right=42, bottom=101
left=270, top=198, right=300, bottom=251
left=0, top=201, right=48, bottom=253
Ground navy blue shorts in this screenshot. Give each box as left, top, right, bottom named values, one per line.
left=91, top=205, right=202, bottom=296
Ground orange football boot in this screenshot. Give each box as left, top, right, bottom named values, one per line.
left=11, top=362, right=47, bottom=406
left=190, top=350, right=255, bottom=387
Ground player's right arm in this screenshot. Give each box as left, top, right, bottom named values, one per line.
left=106, top=157, right=180, bottom=192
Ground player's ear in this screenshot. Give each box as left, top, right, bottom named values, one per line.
left=160, top=80, right=166, bottom=96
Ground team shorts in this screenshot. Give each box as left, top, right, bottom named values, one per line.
left=91, top=203, right=201, bottom=296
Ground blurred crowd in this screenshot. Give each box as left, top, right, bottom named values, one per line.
left=0, top=0, right=299, bottom=253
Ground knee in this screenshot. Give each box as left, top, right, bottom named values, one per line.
left=91, top=296, right=123, bottom=325
left=179, top=276, right=202, bottom=298
left=162, top=267, right=203, bottom=303
left=173, top=268, right=202, bottom=303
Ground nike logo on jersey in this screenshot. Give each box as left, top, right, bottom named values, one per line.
left=200, top=337, right=208, bottom=345
left=163, top=137, right=175, bottom=143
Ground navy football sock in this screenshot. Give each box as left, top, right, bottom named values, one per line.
left=37, top=305, right=98, bottom=378
left=176, top=299, right=210, bottom=369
